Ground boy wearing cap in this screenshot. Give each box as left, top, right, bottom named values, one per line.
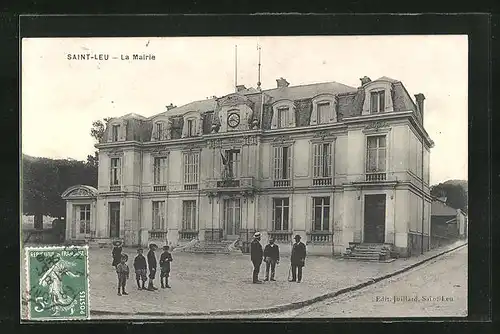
left=290, top=234, right=306, bottom=283
left=147, top=243, right=159, bottom=291
left=264, top=237, right=280, bottom=281
left=250, top=232, right=263, bottom=283
left=116, top=254, right=130, bottom=296
left=159, top=245, right=173, bottom=289
left=133, top=248, right=147, bottom=290
left=111, top=240, right=123, bottom=268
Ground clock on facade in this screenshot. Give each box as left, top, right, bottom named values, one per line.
left=227, top=112, right=240, bottom=128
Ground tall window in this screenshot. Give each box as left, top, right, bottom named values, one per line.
left=187, top=119, right=196, bottom=137
left=223, top=198, right=241, bottom=236
left=273, top=146, right=291, bottom=180
left=273, top=198, right=289, bottom=231
left=370, top=91, right=385, bottom=113
left=222, top=149, right=240, bottom=179
left=109, top=202, right=120, bottom=238
left=313, top=197, right=330, bottom=231
left=77, top=204, right=91, bottom=234
left=277, top=107, right=289, bottom=128
left=317, top=102, right=330, bottom=124
left=110, top=158, right=121, bottom=185
left=366, top=136, right=387, bottom=173
left=153, top=157, right=168, bottom=184
left=182, top=200, right=197, bottom=230
left=313, top=143, right=332, bottom=178
left=152, top=201, right=165, bottom=230
left=111, top=124, right=120, bottom=141
left=183, top=152, right=199, bottom=185
left=155, top=122, right=164, bottom=140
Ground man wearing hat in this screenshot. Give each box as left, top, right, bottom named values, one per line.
left=111, top=240, right=123, bottom=268
left=290, top=234, right=306, bottom=283
left=263, top=237, right=280, bottom=281
left=146, top=243, right=159, bottom=291
left=250, top=232, right=264, bottom=283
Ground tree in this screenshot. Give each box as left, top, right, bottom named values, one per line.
left=87, top=117, right=110, bottom=167
left=430, top=179, right=468, bottom=213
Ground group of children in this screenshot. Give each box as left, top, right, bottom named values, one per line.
left=112, top=240, right=173, bottom=296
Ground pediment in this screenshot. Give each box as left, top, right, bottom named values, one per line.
left=217, top=93, right=254, bottom=108
left=61, top=185, right=98, bottom=199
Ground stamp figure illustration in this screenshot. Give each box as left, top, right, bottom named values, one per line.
left=26, top=246, right=89, bottom=320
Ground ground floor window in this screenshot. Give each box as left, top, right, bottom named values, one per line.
left=273, top=198, right=289, bottom=231
left=182, top=200, right=197, bottom=230
left=313, top=197, right=330, bottom=231
left=152, top=201, right=166, bottom=230
left=75, top=204, right=91, bottom=234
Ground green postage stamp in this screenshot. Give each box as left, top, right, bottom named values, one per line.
left=24, top=245, right=90, bottom=320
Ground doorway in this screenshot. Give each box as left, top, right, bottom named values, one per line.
left=223, top=198, right=241, bottom=240
left=109, top=202, right=120, bottom=238
left=74, top=204, right=91, bottom=239
left=363, top=194, right=386, bottom=243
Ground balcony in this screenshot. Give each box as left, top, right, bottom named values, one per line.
left=179, top=230, right=199, bottom=241
left=184, top=184, right=198, bottom=190
left=365, top=172, right=387, bottom=182
left=153, top=185, right=167, bottom=192
left=148, top=230, right=168, bottom=242
left=273, top=179, right=291, bottom=187
left=307, top=231, right=332, bottom=244
left=217, top=179, right=240, bottom=188
left=313, top=177, right=332, bottom=186
left=268, top=231, right=292, bottom=243
left=109, top=185, right=121, bottom=192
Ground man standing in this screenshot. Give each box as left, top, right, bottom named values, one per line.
left=290, top=234, right=306, bottom=283
left=147, top=243, right=159, bottom=291
left=263, top=237, right=280, bottom=281
left=250, top=232, right=263, bottom=284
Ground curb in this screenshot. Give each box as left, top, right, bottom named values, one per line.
left=91, top=242, right=467, bottom=318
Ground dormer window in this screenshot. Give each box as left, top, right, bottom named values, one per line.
left=111, top=124, right=120, bottom=142
left=317, top=102, right=330, bottom=124
left=187, top=119, right=196, bottom=137
left=277, top=107, right=289, bottom=128
left=310, top=95, right=336, bottom=125
left=370, top=91, right=385, bottom=113
left=155, top=122, right=164, bottom=140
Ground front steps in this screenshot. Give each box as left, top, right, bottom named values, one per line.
left=343, top=243, right=395, bottom=262
left=182, top=240, right=239, bottom=254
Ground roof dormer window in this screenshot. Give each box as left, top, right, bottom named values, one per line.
left=370, top=91, right=385, bottom=113
left=187, top=119, right=196, bottom=137
left=155, top=122, right=164, bottom=140
left=277, top=107, right=289, bottom=128
left=310, top=95, right=336, bottom=125
left=317, top=102, right=330, bottom=124
left=271, top=100, right=295, bottom=129
left=111, top=124, right=120, bottom=142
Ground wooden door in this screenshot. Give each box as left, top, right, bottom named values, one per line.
left=363, top=194, right=386, bottom=243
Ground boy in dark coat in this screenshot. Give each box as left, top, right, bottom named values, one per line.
left=116, top=254, right=130, bottom=296
left=111, top=240, right=123, bottom=268
left=250, top=232, right=263, bottom=283
left=159, top=245, right=173, bottom=288
left=133, top=248, right=147, bottom=290
left=290, top=234, right=306, bottom=283
left=263, top=237, right=280, bottom=281
left=147, top=243, right=158, bottom=291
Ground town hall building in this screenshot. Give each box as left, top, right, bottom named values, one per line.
left=62, top=75, right=434, bottom=257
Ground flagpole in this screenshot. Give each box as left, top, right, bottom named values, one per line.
left=235, top=45, right=238, bottom=92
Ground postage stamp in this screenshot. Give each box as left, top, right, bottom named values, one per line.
left=24, top=245, right=90, bottom=321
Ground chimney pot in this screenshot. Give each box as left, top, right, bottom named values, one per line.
left=166, top=103, right=176, bottom=110
left=360, top=76, right=372, bottom=86
left=276, top=77, right=290, bottom=88
left=414, top=93, right=425, bottom=119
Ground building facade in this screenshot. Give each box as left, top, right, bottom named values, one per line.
left=63, top=75, right=434, bottom=257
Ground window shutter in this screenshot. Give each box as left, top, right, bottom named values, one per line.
left=181, top=119, right=188, bottom=137
left=313, top=144, right=320, bottom=177
left=370, top=93, right=377, bottom=113
left=286, top=146, right=292, bottom=179
left=271, top=109, right=278, bottom=129
left=117, top=158, right=122, bottom=185
left=379, top=92, right=385, bottom=112
left=273, top=147, right=280, bottom=179
left=288, top=108, right=294, bottom=127
left=152, top=123, right=158, bottom=141
left=310, top=105, right=318, bottom=125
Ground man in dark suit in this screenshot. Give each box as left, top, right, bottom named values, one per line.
left=250, top=232, right=263, bottom=283
left=263, top=237, right=280, bottom=281
left=147, top=243, right=159, bottom=291
left=290, top=234, right=306, bottom=283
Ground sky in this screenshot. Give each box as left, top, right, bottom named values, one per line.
left=21, top=35, right=468, bottom=185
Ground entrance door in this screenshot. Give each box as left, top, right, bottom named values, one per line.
left=223, top=198, right=240, bottom=240
left=363, top=194, right=386, bottom=243
left=109, top=202, right=120, bottom=238
left=75, top=204, right=91, bottom=239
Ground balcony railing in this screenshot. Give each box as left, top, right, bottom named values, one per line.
left=109, top=185, right=121, bottom=192
left=268, top=231, right=292, bottom=243
left=217, top=179, right=240, bottom=188
left=148, top=230, right=168, bottom=241
left=179, top=230, right=199, bottom=241
left=307, top=231, right=332, bottom=244
left=184, top=184, right=198, bottom=190
left=365, top=172, right=386, bottom=182
left=313, top=177, right=332, bottom=186
left=153, top=185, right=167, bottom=192
left=273, top=179, right=291, bottom=187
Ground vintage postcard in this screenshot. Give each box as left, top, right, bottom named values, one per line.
left=21, top=35, right=468, bottom=320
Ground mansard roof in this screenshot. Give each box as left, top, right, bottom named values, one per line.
left=261, top=81, right=357, bottom=102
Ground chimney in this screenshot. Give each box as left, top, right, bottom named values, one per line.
left=276, top=77, right=290, bottom=88
left=415, top=93, right=425, bottom=120
left=166, top=103, right=176, bottom=110
left=236, top=85, right=247, bottom=92
left=359, top=76, right=371, bottom=86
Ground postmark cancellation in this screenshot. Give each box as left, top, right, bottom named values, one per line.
left=23, top=245, right=90, bottom=321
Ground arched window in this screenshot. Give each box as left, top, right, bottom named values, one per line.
left=310, top=94, right=336, bottom=125
left=271, top=100, right=295, bottom=129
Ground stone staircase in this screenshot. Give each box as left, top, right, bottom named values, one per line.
left=182, top=240, right=239, bottom=254
left=343, top=243, right=394, bottom=262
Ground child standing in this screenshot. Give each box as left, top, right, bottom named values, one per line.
left=116, top=254, right=130, bottom=296
left=133, top=248, right=147, bottom=290
left=159, top=245, right=173, bottom=289
left=111, top=240, right=123, bottom=268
